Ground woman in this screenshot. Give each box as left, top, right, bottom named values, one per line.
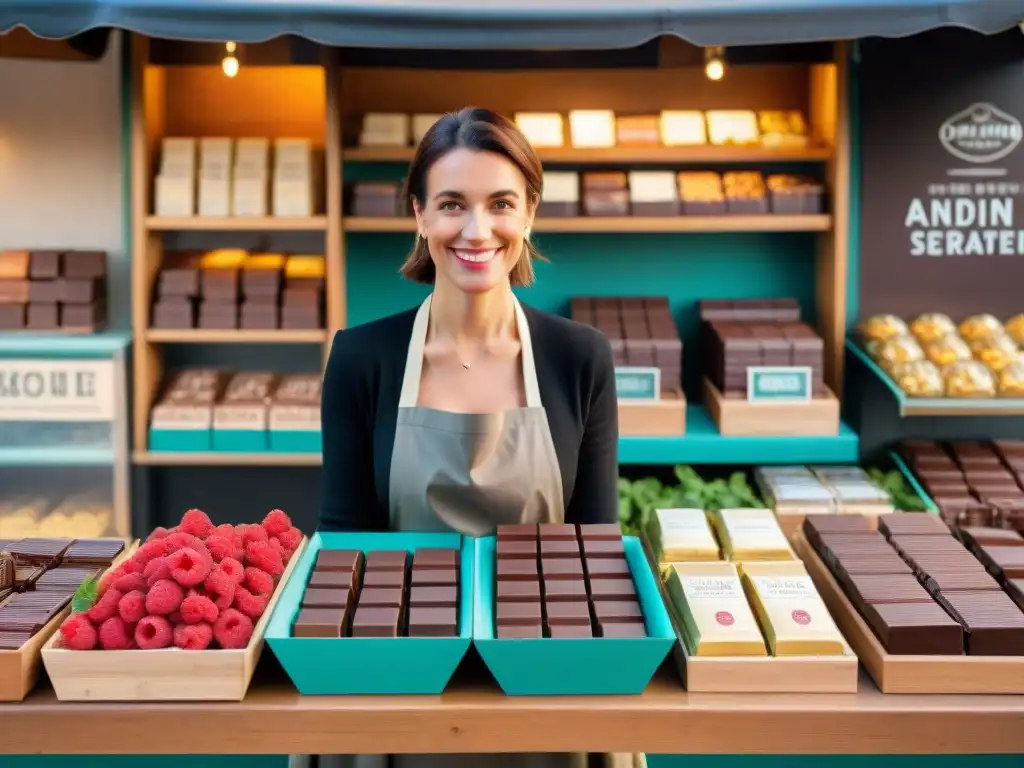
left=314, top=107, right=619, bottom=768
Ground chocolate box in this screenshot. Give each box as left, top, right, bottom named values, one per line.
left=212, top=372, right=279, bottom=451
left=269, top=373, right=322, bottom=452
left=148, top=369, right=229, bottom=451
left=351, top=182, right=402, bottom=217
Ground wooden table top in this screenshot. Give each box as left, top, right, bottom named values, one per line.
left=1, top=657, right=1023, bottom=755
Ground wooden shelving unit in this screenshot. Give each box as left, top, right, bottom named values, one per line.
left=143, top=329, right=327, bottom=344
left=144, top=215, right=328, bottom=231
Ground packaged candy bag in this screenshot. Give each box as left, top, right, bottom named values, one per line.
left=958, top=313, right=1004, bottom=342
left=858, top=314, right=909, bottom=343
left=941, top=360, right=997, bottom=398
left=910, top=313, right=957, bottom=344
left=890, top=360, right=943, bottom=397
left=923, top=335, right=972, bottom=367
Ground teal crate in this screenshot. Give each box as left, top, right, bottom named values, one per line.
left=212, top=429, right=269, bottom=452
left=473, top=535, right=675, bottom=695
left=149, top=428, right=211, bottom=452
left=268, top=429, right=321, bottom=453
left=265, top=531, right=474, bottom=695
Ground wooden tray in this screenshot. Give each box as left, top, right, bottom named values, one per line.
left=703, top=377, right=839, bottom=436
left=619, top=390, right=686, bottom=436
left=0, top=538, right=138, bottom=702
left=642, top=538, right=858, bottom=693
left=41, top=536, right=306, bottom=701
left=793, top=532, right=1024, bottom=694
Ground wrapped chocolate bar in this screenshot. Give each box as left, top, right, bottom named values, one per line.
left=910, top=313, right=957, bottom=344
left=923, top=335, right=972, bottom=367
left=942, top=360, right=997, bottom=398
left=889, top=360, right=943, bottom=397
left=872, top=336, right=924, bottom=370
left=581, top=172, right=629, bottom=217
left=858, top=314, right=909, bottom=342
left=970, top=333, right=1019, bottom=373
left=959, top=313, right=1004, bottom=341
left=1005, top=313, right=1024, bottom=345
left=998, top=359, right=1024, bottom=397
left=351, top=182, right=401, bottom=217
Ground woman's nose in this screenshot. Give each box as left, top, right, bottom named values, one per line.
left=461, top=207, right=493, bottom=240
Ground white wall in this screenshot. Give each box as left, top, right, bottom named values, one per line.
left=0, top=32, right=126, bottom=329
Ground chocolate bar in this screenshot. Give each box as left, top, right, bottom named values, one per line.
left=61, top=251, right=107, bottom=280
left=61, top=301, right=106, bottom=331
left=28, top=251, right=61, bottom=280
left=351, top=182, right=402, bottom=217
left=26, top=303, right=59, bottom=330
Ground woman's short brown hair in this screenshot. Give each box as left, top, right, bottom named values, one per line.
left=400, top=107, right=544, bottom=287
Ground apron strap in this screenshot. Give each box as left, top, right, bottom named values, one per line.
left=397, top=293, right=543, bottom=409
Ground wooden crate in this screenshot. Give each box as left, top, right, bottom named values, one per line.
left=618, top=390, right=686, bottom=437
left=793, top=532, right=1024, bottom=694
left=41, top=537, right=306, bottom=701
left=703, top=377, right=840, bottom=437
left=0, top=539, right=138, bottom=701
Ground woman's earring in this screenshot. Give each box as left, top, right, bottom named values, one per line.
left=524, top=226, right=532, bottom=240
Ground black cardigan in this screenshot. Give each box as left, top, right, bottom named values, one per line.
left=319, top=302, right=619, bottom=532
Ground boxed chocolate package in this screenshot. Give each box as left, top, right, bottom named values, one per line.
left=213, top=372, right=279, bottom=451
left=350, top=182, right=402, bottom=217
left=148, top=369, right=229, bottom=452
left=582, top=172, right=629, bottom=217
left=269, top=373, right=322, bottom=452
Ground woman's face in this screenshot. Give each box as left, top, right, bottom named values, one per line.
left=414, top=148, right=534, bottom=295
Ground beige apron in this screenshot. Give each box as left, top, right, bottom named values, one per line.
left=312, top=294, right=587, bottom=768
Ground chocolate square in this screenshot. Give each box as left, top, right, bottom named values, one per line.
left=497, top=624, right=543, bottom=638
left=588, top=578, right=637, bottom=601
left=308, top=571, right=354, bottom=591
left=409, top=585, right=458, bottom=608
left=496, top=524, right=538, bottom=541
left=410, top=567, right=457, bottom=587
left=542, top=579, right=587, bottom=602
left=540, top=538, right=580, bottom=558
left=549, top=624, right=594, bottom=638
left=293, top=607, right=345, bottom=637
left=545, top=600, right=591, bottom=626
left=408, top=607, right=457, bottom=637
left=581, top=538, right=625, bottom=559
left=496, top=601, right=541, bottom=626
left=598, top=622, right=647, bottom=638
left=541, top=557, right=584, bottom=580
left=357, top=587, right=404, bottom=608
left=314, top=549, right=362, bottom=573
left=539, top=524, right=577, bottom=541
left=351, top=606, right=401, bottom=637
left=496, top=580, right=540, bottom=603
left=363, top=570, right=405, bottom=589
left=592, top=600, right=643, bottom=624
left=497, top=559, right=539, bottom=581
left=496, top=539, right=537, bottom=559
left=412, top=548, right=459, bottom=568
left=585, top=557, right=631, bottom=580
left=301, top=588, right=350, bottom=609
left=365, top=550, right=408, bottom=572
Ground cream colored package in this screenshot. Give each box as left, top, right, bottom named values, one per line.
left=741, top=561, right=847, bottom=656
left=714, top=508, right=794, bottom=561
left=648, top=508, right=720, bottom=562
left=665, top=562, right=767, bottom=657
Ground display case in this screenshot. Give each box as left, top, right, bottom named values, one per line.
left=0, top=332, right=131, bottom=539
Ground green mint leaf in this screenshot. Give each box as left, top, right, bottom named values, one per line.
left=71, top=576, right=99, bottom=614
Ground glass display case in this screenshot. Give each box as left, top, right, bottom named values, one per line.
left=0, top=332, right=131, bottom=538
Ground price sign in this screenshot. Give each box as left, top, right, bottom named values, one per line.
left=746, top=366, right=812, bottom=404
left=615, top=366, right=661, bottom=401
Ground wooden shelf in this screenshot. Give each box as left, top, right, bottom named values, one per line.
left=144, top=329, right=328, bottom=344
left=1, top=665, right=1023, bottom=755
left=145, top=215, right=328, bottom=232
left=343, top=144, right=833, bottom=164
left=134, top=451, right=321, bottom=466
left=344, top=215, right=832, bottom=234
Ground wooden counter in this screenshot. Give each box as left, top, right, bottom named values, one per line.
left=1, top=659, right=1023, bottom=755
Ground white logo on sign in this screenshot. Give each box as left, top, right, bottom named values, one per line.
left=939, top=103, right=1022, bottom=164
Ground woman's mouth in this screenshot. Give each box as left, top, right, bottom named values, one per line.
left=449, top=247, right=503, bottom=271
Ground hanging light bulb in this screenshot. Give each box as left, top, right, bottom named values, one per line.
left=704, top=46, right=725, bottom=81
left=222, top=41, right=239, bottom=78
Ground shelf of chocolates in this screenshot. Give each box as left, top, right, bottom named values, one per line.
left=150, top=251, right=325, bottom=336
left=344, top=109, right=830, bottom=162
left=854, top=312, right=1024, bottom=414
left=796, top=512, right=1024, bottom=693
left=147, top=369, right=321, bottom=455
left=0, top=250, right=108, bottom=333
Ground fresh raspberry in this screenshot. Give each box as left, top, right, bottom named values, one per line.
left=135, top=615, right=173, bottom=649
left=167, top=547, right=211, bottom=587
left=213, top=608, right=254, bottom=649
left=238, top=523, right=269, bottom=547
left=214, top=523, right=235, bottom=539
left=112, top=572, right=147, bottom=593
left=204, top=566, right=236, bottom=596
left=233, top=585, right=269, bottom=619
left=277, top=526, right=303, bottom=554
left=145, top=579, right=185, bottom=615
left=98, top=616, right=134, bottom=650
left=163, top=531, right=194, bottom=553
left=118, top=590, right=147, bottom=623
left=268, top=537, right=287, bottom=560
left=60, top=614, right=98, bottom=650
left=244, top=566, right=274, bottom=596
left=204, top=534, right=236, bottom=563
left=97, top=565, right=124, bottom=595
left=143, top=556, right=172, bottom=586
left=261, top=509, right=292, bottom=537
left=212, top=586, right=235, bottom=611
left=87, top=587, right=124, bottom=624
left=134, top=538, right=169, bottom=566
left=180, top=593, right=219, bottom=625
left=146, top=526, right=171, bottom=541
left=217, top=557, right=245, bottom=584
left=187, top=536, right=214, bottom=569
left=121, top=556, right=143, bottom=574
left=245, top=540, right=284, bottom=578
left=179, top=508, right=215, bottom=538
left=174, top=621, right=214, bottom=650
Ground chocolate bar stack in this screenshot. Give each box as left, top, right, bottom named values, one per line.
left=494, top=523, right=647, bottom=639
left=699, top=298, right=825, bottom=398
left=571, top=296, right=683, bottom=393
left=350, top=182, right=403, bottom=217
left=280, top=256, right=325, bottom=330
left=0, top=249, right=108, bottom=332
left=201, top=250, right=246, bottom=329
left=581, top=172, right=629, bottom=217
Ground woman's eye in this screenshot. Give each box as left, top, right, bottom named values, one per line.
left=439, top=201, right=461, bottom=211
left=493, top=200, right=513, bottom=210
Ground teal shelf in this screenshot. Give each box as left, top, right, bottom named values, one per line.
left=848, top=340, right=1024, bottom=416
left=618, top=405, right=858, bottom=465
left=0, top=445, right=115, bottom=466
left=0, top=331, right=131, bottom=358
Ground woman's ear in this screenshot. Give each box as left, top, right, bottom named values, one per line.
left=411, top=197, right=426, bottom=239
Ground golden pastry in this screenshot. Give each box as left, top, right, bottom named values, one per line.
left=1005, top=314, right=1024, bottom=345
left=924, top=335, right=972, bottom=367
left=970, top=333, right=1019, bottom=373
left=959, top=313, right=1004, bottom=341
left=998, top=359, right=1024, bottom=397
left=890, top=360, right=943, bottom=397
left=910, top=313, right=957, bottom=344
left=858, top=314, right=909, bottom=343
left=942, top=361, right=997, bottom=398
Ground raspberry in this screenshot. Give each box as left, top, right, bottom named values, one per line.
left=167, top=547, right=211, bottom=587
left=87, top=587, right=123, bottom=624
left=146, top=579, right=185, bottom=615
left=180, top=508, right=215, bottom=538
left=146, top=526, right=171, bottom=541
left=238, top=523, right=269, bottom=547
left=277, top=526, right=303, bottom=554
left=163, top=531, right=195, bottom=553
left=134, top=538, right=169, bottom=566
left=211, top=586, right=235, bottom=611
left=204, top=566, right=236, bottom=596
left=214, top=523, right=235, bottom=539
left=233, top=585, right=269, bottom=619
left=261, top=509, right=292, bottom=537
left=204, top=534, right=235, bottom=563
left=245, top=540, right=284, bottom=578
left=269, top=537, right=287, bottom=559
left=118, top=590, right=147, bottom=623
left=98, top=616, right=134, bottom=650
left=244, top=566, right=274, bottom=596
left=180, top=593, right=219, bottom=625
left=213, top=608, right=254, bottom=649
left=218, top=557, right=245, bottom=584
left=135, top=615, right=173, bottom=649
left=174, top=621, right=214, bottom=650
left=120, top=557, right=143, bottom=574
left=112, top=572, right=147, bottom=593
left=60, top=614, right=97, bottom=650
left=97, top=565, right=124, bottom=595
left=187, top=536, right=214, bottom=569
left=143, top=556, right=172, bottom=586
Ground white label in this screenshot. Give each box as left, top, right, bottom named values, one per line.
left=681, top=576, right=746, bottom=601
left=269, top=404, right=320, bottom=431
left=0, top=359, right=116, bottom=422
left=750, top=575, right=816, bottom=600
